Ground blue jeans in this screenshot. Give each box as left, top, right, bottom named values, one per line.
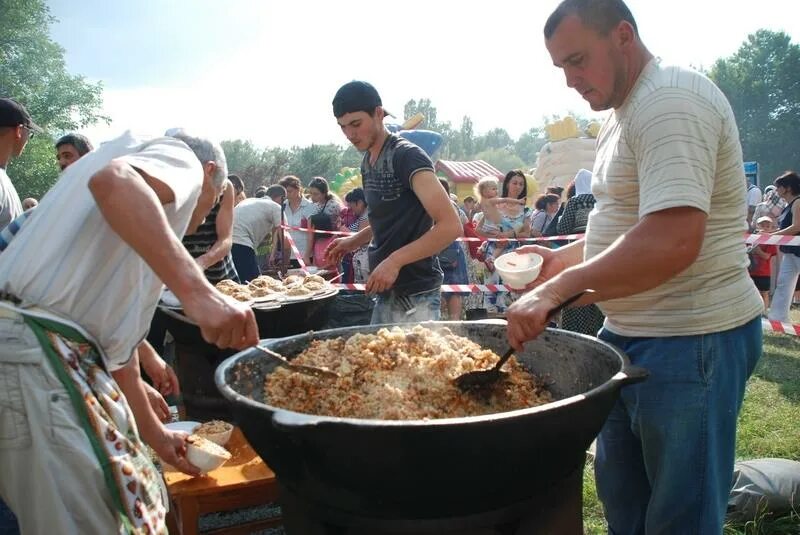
left=596, top=316, right=761, bottom=535
left=370, top=288, right=441, bottom=324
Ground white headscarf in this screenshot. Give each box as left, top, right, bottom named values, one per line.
left=574, top=169, right=593, bottom=196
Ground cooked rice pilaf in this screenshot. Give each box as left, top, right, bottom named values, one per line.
left=264, top=326, right=552, bottom=420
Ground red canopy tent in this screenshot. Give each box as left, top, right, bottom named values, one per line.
left=435, top=159, right=504, bottom=200
left=435, top=159, right=503, bottom=183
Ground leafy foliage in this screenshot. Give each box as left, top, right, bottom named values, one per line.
left=1, top=0, right=108, bottom=199
left=709, top=30, right=800, bottom=185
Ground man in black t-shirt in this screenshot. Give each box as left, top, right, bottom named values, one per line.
left=327, top=81, right=462, bottom=323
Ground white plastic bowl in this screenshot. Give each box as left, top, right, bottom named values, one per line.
left=194, top=420, right=234, bottom=446
left=494, top=251, right=543, bottom=289
left=185, top=435, right=232, bottom=474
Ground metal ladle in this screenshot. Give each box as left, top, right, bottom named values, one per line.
left=253, top=345, right=340, bottom=379
left=455, top=290, right=592, bottom=391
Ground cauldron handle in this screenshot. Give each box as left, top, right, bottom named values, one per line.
left=613, top=364, right=649, bottom=386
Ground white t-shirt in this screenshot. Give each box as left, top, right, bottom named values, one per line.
left=0, top=167, right=23, bottom=230
left=0, top=131, right=202, bottom=369
left=231, top=197, right=282, bottom=250
left=283, top=197, right=316, bottom=258
left=746, top=184, right=762, bottom=208
left=586, top=59, right=763, bottom=336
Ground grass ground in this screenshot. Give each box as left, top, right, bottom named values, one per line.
left=582, top=328, right=800, bottom=534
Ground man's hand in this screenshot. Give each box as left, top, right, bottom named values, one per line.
left=504, top=244, right=578, bottom=350
left=326, top=236, right=357, bottom=264
left=365, top=257, right=401, bottom=294
left=142, top=382, right=170, bottom=422
left=140, top=348, right=180, bottom=396
left=181, top=292, right=259, bottom=350
left=506, top=283, right=566, bottom=352
left=149, top=428, right=201, bottom=476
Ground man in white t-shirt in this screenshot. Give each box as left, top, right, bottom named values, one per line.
left=0, top=131, right=258, bottom=533
left=0, top=98, right=41, bottom=229
left=230, top=196, right=283, bottom=282
left=746, top=180, right=762, bottom=230
left=506, top=1, right=763, bottom=533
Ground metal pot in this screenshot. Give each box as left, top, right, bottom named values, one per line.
left=215, top=321, right=648, bottom=519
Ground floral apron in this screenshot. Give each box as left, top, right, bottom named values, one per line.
left=22, top=313, right=167, bottom=535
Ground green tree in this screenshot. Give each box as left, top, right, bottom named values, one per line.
left=515, top=127, right=548, bottom=167
left=2, top=0, right=108, bottom=199
left=221, top=139, right=293, bottom=195
left=474, top=148, right=526, bottom=174
left=474, top=128, right=513, bottom=154
left=709, top=30, right=800, bottom=185
left=287, top=144, right=346, bottom=184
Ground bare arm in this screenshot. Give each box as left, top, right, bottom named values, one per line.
left=195, top=180, right=234, bottom=270
left=326, top=225, right=374, bottom=264
left=89, top=160, right=258, bottom=349
left=507, top=207, right=706, bottom=349
left=112, top=352, right=199, bottom=475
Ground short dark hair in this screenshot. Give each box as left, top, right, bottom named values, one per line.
left=544, top=0, right=638, bottom=39
left=463, top=196, right=475, bottom=203
left=438, top=177, right=451, bottom=196
left=535, top=193, right=561, bottom=210
left=265, top=184, right=287, bottom=201
left=55, top=133, right=93, bottom=155
left=774, top=171, right=800, bottom=195
left=228, top=174, right=244, bottom=194
left=547, top=186, right=564, bottom=196
left=344, top=187, right=366, bottom=205
left=309, top=212, right=334, bottom=232
left=502, top=170, right=528, bottom=200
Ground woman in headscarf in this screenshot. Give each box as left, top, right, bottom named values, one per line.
left=556, top=169, right=605, bottom=336
left=557, top=168, right=594, bottom=235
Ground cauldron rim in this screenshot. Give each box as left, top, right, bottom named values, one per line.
left=215, top=320, right=646, bottom=428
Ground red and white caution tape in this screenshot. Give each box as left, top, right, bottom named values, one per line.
left=746, top=234, right=800, bottom=246
left=333, top=283, right=518, bottom=293
left=282, top=227, right=310, bottom=274
left=283, top=223, right=800, bottom=247
left=761, top=318, right=800, bottom=337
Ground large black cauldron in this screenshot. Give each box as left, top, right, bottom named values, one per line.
left=215, top=322, right=647, bottom=519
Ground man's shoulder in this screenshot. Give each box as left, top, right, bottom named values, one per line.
left=388, top=134, right=428, bottom=158
left=631, top=61, right=727, bottom=111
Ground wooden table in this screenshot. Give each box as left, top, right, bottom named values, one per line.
left=163, top=427, right=281, bottom=535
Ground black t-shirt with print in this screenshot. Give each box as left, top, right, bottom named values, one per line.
left=361, top=133, right=442, bottom=295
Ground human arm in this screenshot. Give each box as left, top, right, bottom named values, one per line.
left=88, top=158, right=258, bottom=349
left=506, top=207, right=706, bottom=349
left=112, top=351, right=200, bottom=475
left=366, top=170, right=462, bottom=293
left=138, top=340, right=179, bottom=396
left=195, top=180, right=234, bottom=270
left=325, top=225, right=373, bottom=264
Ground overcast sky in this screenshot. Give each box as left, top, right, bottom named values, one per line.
left=48, top=0, right=800, bottom=148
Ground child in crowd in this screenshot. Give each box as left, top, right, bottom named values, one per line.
left=749, top=215, right=778, bottom=313
left=309, top=213, right=339, bottom=277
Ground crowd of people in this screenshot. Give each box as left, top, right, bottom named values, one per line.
left=0, top=0, right=794, bottom=533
